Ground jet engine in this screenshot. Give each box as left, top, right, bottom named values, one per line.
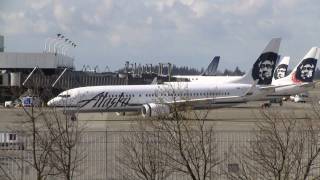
left=141, top=103, right=171, bottom=117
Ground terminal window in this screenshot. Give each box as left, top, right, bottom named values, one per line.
left=9, top=134, right=16, bottom=141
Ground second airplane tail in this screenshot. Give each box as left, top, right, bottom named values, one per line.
left=272, top=56, right=290, bottom=82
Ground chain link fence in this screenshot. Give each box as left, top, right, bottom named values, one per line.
left=0, top=129, right=317, bottom=180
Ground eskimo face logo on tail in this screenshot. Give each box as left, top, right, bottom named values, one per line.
left=252, top=52, right=278, bottom=85
left=294, top=58, right=317, bottom=83
left=273, top=64, right=288, bottom=80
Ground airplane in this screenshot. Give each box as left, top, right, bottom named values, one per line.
left=176, top=55, right=290, bottom=84
left=201, top=56, right=220, bottom=76
left=47, top=38, right=281, bottom=117
left=272, top=56, right=290, bottom=82
left=268, top=47, right=319, bottom=98
left=152, top=56, right=220, bottom=84
left=174, top=56, right=220, bottom=81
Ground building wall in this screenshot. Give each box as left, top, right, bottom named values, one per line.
left=0, top=52, right=74, bottom=69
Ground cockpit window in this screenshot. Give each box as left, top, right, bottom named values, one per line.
left=58, top=94, right=71, bottom=98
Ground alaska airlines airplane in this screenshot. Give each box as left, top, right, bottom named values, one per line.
left=269, top=47, right=319, bottom=97
left=175, top=55, right=290, bottom=84
left=272, top=56, right=290, bottom=82
left=47, top=38, right=280, bottom=117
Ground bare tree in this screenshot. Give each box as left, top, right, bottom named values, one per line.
left=17, top=81, right=85, bottom=180
left=118, top=99, right=222, bottom=180
left=119, top=122, right=173, bottom=180
left=22, top=101, right=57, bottom=180
left=227, top=109, right=320, bottom=180
left=151, top=110, right=221, bottom=180
left=44, top=109, right=86, bottom=180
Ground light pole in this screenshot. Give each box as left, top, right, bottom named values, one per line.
left=45, top=33, right=77, bottom=56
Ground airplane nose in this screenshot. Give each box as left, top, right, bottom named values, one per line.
left=47, top=99, right=55, bottom=106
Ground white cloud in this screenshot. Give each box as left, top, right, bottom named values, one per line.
left=153, top=0, right=176, bottom=12
left=219, top=0, right=266, bottom=16
left=52, top=0, right=75, bottom=31
left=26, top=0, right=51, bottom=10
left=1, top=0, right=320, bottom=70
left=276, top=0, right=299, bottom=8
left=180, top=0, right=194, bottom=6
left=108, top=33, right=122, bottom=47
left=32, top=20, right=49, bottom=33
left=0, top=11, right=28, bottom=34
left=146, top=16, right=153, bottom=25
left=190, top=1, right=209, bottom=18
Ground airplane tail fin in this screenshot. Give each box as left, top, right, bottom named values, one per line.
left=272, top=56, right=290, bottom=81
left=285, top=47, right=320, bottom=84
left=201, top=56, right=220, bottom=76
left=235, top=38, right=281, bottom=85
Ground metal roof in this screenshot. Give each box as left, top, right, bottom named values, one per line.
left=0, top=52, right=74, bottom=69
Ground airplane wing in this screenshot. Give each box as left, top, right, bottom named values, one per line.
left=162, top=96, right=246, bottom=108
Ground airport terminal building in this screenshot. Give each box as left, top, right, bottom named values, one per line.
left=0, top=35, right=127, bottom=102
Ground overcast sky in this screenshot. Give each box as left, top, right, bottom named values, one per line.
left=1, top=0, right=320, bottom=71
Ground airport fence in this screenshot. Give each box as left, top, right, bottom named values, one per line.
left=0, top=130, right=318, bottom=180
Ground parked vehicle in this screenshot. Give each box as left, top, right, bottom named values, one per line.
left=293, top=93, right=309, bottom=103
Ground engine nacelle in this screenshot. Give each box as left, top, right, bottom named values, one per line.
left=141, top=103, right=171, bottom=118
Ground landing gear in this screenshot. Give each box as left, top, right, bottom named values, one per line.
left=63, top=110, right=77, bottom=121
left=261, top=102, right=271, bottom=108
left=279, top=101, right=283, bottom=106
left=70, top=114, right=77, bottom=121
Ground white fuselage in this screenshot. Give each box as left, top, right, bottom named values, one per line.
left=174, top=75, right=242, bottom=83
left=271, top=77, right=314, bottom=97
left=174, top=75, right=312, bottom=98
left=48, top=82, right=253, bottom=112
